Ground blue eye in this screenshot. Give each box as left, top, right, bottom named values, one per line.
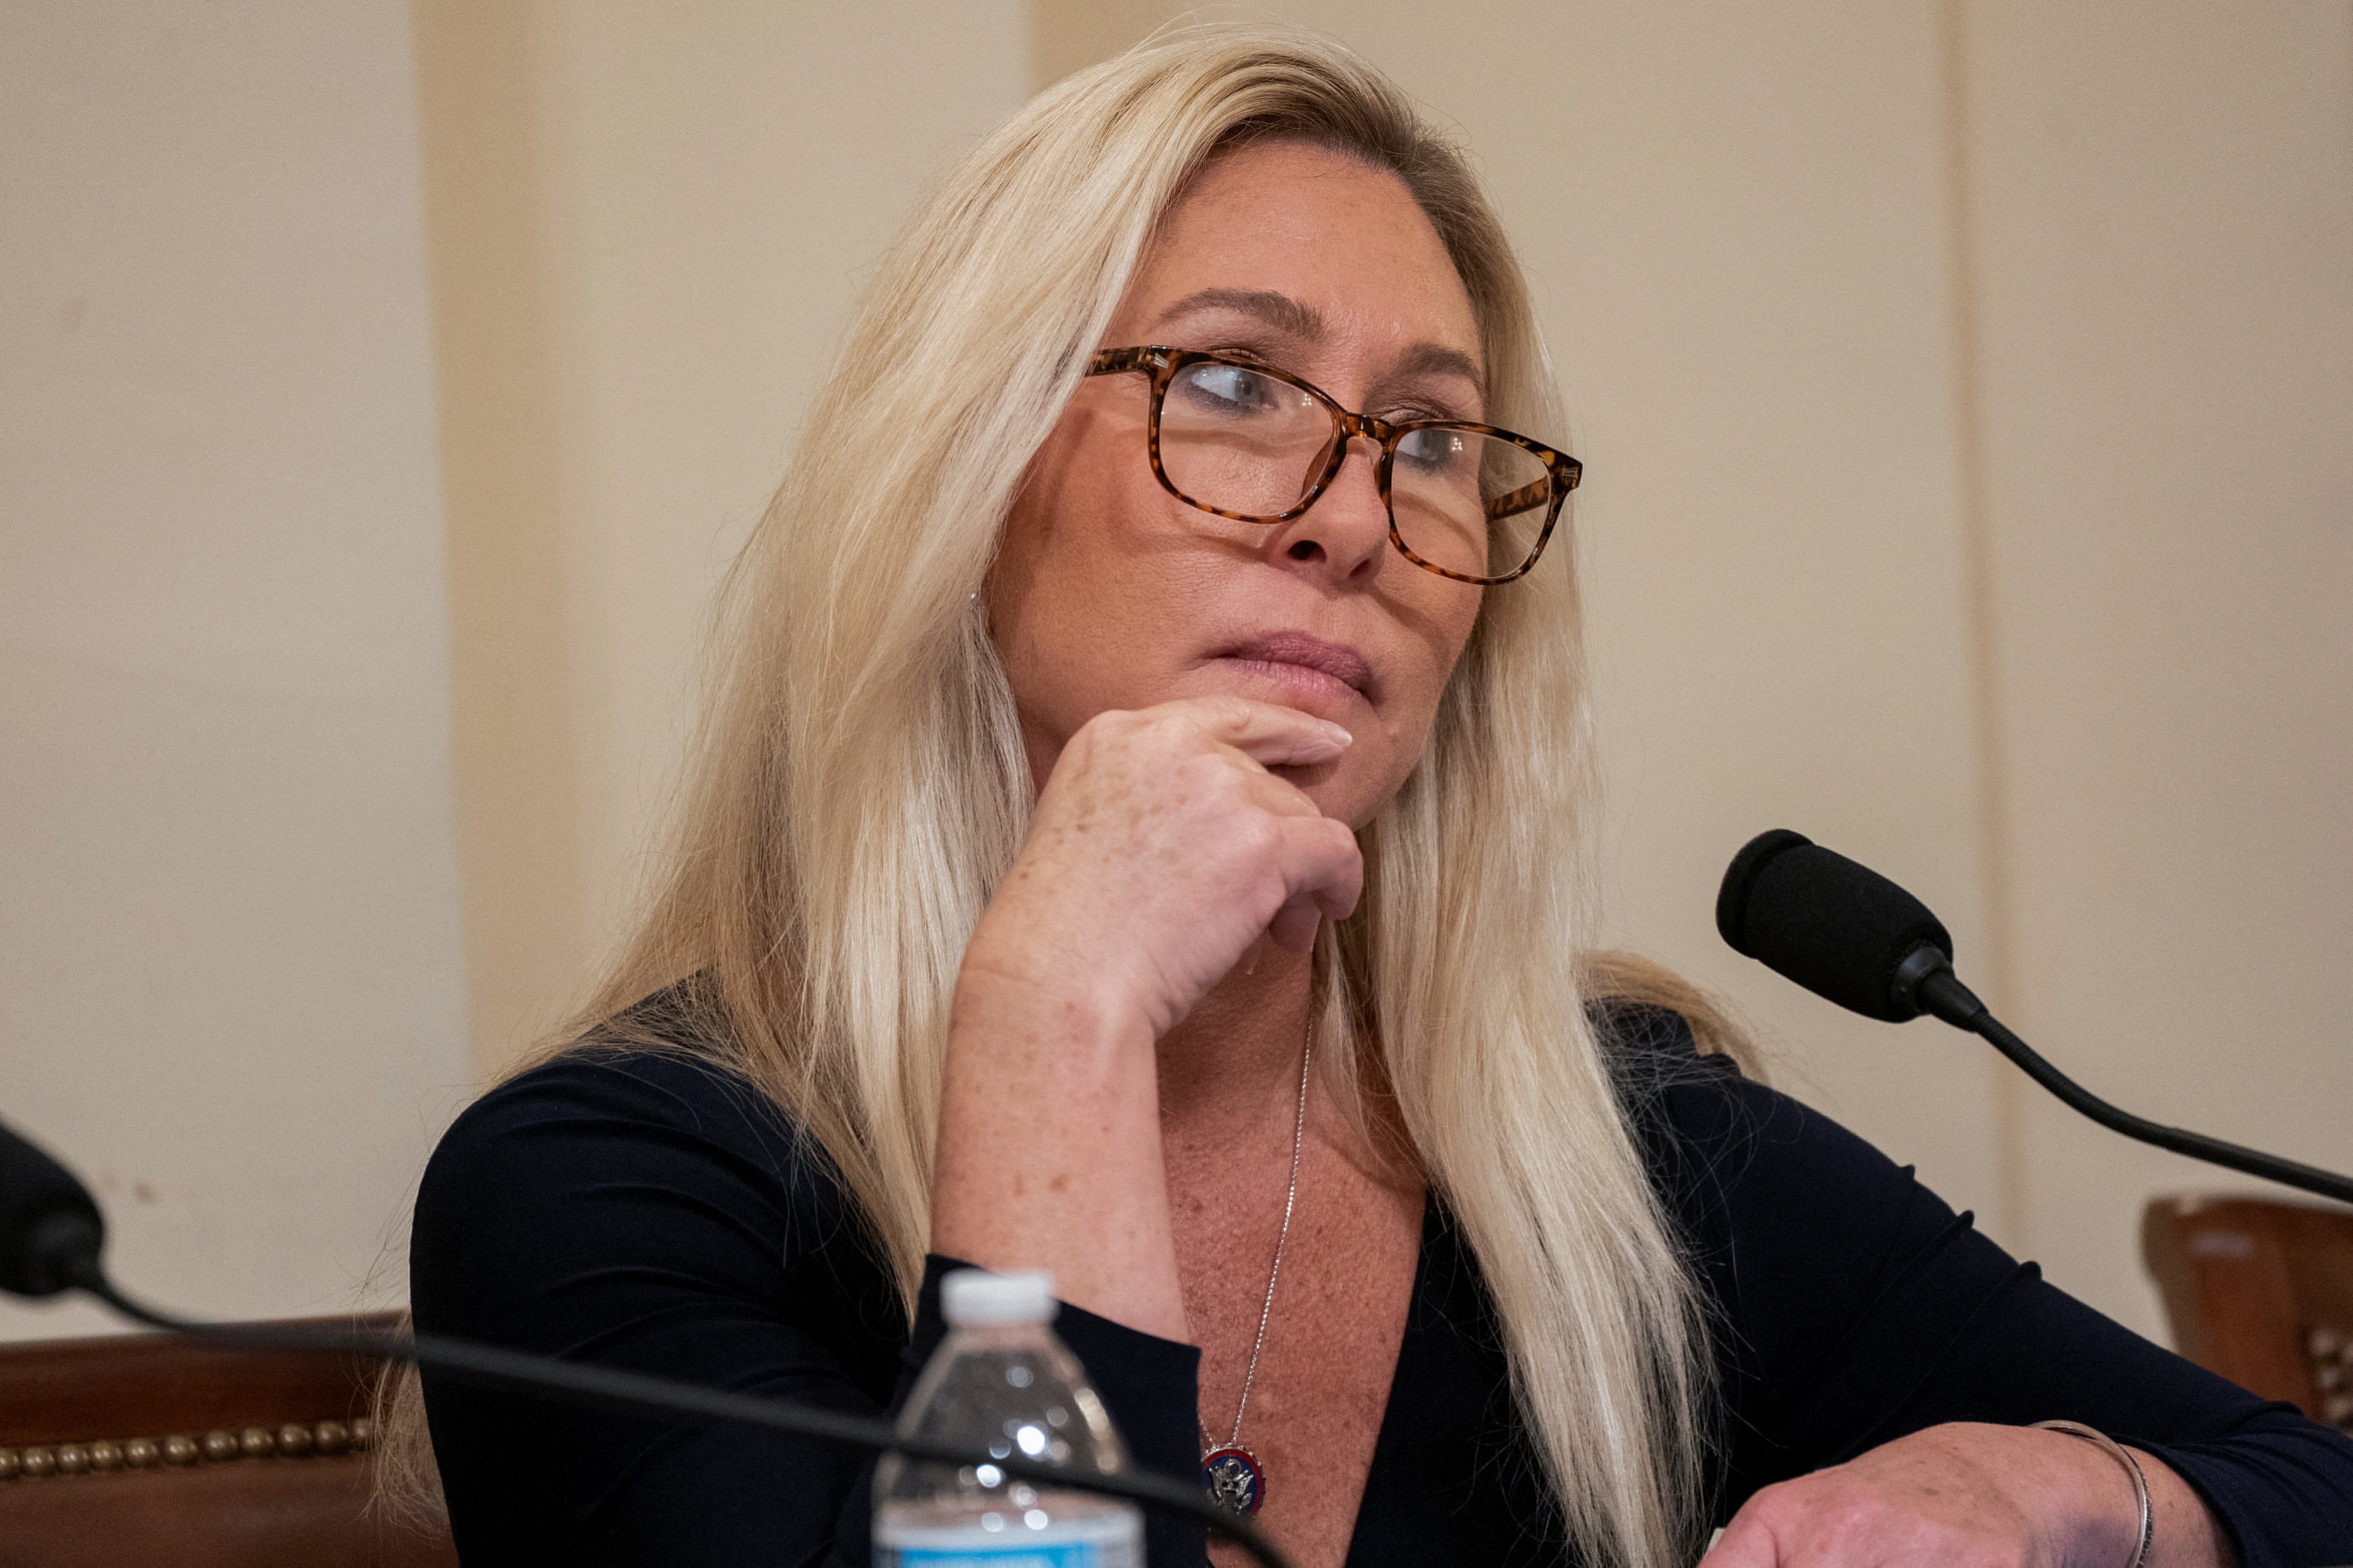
left=1175, top=363, right=1284, bottom=416
left=1396, top=427, right=1468, bottom=476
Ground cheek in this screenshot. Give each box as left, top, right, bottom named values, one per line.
left=1337, top=582, right=1480, bottom=818
left=1387, top=577, right=1482, bottom=730
left=989, top=412, right=1176, bottom=728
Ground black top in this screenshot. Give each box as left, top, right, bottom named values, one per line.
left=411, top=1006, right=2353, bottom=1566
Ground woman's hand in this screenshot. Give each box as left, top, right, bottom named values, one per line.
left=932, top=696, right=1361, bottom=1336
left=960, top=695, right=1363, bottom=1040
left=1703, top=1422, right=2232, bottom=1568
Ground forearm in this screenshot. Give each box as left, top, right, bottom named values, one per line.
left=928, top=699, right=1359, bottom=1347
left=930, top=963, right=1189, bottom=1341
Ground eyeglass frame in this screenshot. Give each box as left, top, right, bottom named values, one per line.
left=1084, top=345, right=1582, bottom=586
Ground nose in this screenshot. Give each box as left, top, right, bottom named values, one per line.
left=1270, top=435, right=1390, bottom=585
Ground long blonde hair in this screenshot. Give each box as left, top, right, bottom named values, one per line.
left=391, top=23, right=1741, bottom=1565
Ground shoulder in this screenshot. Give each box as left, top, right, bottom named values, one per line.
left=428, top=1045, right=796, bottom=1182
left=1587, top=999, right=1915, bottom=1242
left=1589, top=1004, right=2021, bottom=1385
left=417, top=1017, right=852, bottom=1269
left=410, top=1002, right=895, bottom=1361
left=1588, top=997, right=1762, bottom=1153
left=1589, top=998, right=1736, bottom=1077
left=431, top=976, right=797, bottom=1163
left=444, top=1041, right=790, bottom=1143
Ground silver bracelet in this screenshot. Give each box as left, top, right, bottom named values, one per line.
left=2032, top=1419, right=2153, bottom=1568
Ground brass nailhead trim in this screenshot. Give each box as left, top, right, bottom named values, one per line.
left=0, top=1416, right=373, bottom=1482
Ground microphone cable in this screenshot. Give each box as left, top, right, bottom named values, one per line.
left=2, top=1115, right=1293, bottom=1568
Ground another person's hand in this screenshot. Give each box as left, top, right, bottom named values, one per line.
left=1703, top=1422, right=2230, bottom=1568
left=959, top=695, right=1362, bottom=1041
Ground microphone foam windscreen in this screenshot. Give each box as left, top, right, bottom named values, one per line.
left=0, top=1117, right=105, bottom=1298
left=1717, top=830, right=1954, bottom=1023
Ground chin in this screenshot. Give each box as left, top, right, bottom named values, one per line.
left=1282, top=764, right=1392, bottom=833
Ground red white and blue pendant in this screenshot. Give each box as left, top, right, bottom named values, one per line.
left=1201, top=1444, right=1266, bottom=1516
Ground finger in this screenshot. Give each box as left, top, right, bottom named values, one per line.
left=1267, top=894, right=1321, bottom=954
left=1260, top=809, right=1363, bottom=953
left=1279, top=815, right=1363, bottom=923
left=1246, top=817, right=1364, bottom=956
left=1158, top=695, right=1353, bottom=769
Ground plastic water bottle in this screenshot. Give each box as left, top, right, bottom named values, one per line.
left=874, top=1269, right=1143, bottom=1568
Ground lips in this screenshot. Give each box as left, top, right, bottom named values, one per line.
left=1211, top=631, right=1376, bottom=700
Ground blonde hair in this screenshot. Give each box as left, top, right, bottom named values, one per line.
left=387, top=23, right=1749, bottom=1565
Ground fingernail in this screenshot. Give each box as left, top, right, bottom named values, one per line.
left=1324, top=723, right=1353, bottom=745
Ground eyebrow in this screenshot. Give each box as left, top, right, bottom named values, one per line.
left=1152, top=287, right=1484, bottom=389
left=1154, top=287, right=1326, bottom=338
left=1397, top=340, right=1483, bottom=387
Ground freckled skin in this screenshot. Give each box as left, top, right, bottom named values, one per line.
left=934, top=136, right=2231, bottom=1568
left=938, top=141, right=1472, bottom=1568
left=990, top=146, right=1483, bottom=833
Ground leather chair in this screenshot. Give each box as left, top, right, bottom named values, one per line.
left=2142, top=1194, right=2353, bottom=1435
left=0, top=1315, right=456, bottom=1568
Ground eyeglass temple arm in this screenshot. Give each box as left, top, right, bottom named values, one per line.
left=1485, top=470, right=1572, bottom=523
left=1086, top=346, right=1165, bottom=376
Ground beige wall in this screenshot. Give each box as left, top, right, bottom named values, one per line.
left=0, top=2, right=471, bottom=1339
left=1956, top=0, right=2353, bottom=1329
left=1020, top=0, right=2353, bottom=1340
left=6, top=1, right=2346, bottom=1350
left=417, top=0, right=1035, bottom=1066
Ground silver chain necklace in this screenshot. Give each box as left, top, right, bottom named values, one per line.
left=1199, top=1021, right=1312, bottom=1518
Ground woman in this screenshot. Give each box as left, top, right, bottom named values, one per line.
left=400, top=24, right=2353, bottom=1568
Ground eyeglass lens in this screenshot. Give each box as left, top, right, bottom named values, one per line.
left=1157, top=360, right=1553, bottom=581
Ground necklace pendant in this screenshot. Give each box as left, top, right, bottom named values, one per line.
left=1200, top=1444, right=1266, bottom=1516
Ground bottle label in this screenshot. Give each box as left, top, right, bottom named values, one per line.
left=876, top=1511, right=1139, bottom=1568
left=882, top=1544, right=1108, bottom=1568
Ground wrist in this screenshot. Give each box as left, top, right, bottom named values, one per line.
left=2030, top=1421, right=2153, bottom=1568
left=948, top=950, right=1151, bottom=1077
left=952, top=920, right=1160, bottom=1056
left=933, top=945, right=1185, bottom=1343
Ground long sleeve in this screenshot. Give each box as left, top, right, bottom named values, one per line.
left=1613, top=1007, right=2353, bottom=1565
left=412, top=1015, right=2352, bottom=1565
left=411, top=1050, right=1207, bottom=1567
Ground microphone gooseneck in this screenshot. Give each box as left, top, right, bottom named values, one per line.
left=1718, top=830, right=2353, bottom=1207
left=0, top=1118, right=1293, bottom=1568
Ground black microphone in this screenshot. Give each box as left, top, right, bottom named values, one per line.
left=0, top=1115, right=1290, bottom=1568
left=0, top=1116, right=107, bottom=1299
left=1717, top=829, right=2353, bottom=1207
left=1714, top=828, right=1965, bottom=1024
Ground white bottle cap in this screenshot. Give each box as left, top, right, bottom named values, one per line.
left=941, top=1268, right=1057, bottom=1326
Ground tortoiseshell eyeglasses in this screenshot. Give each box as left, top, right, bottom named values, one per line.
left=1086, top=346, right=1581, bottom=586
